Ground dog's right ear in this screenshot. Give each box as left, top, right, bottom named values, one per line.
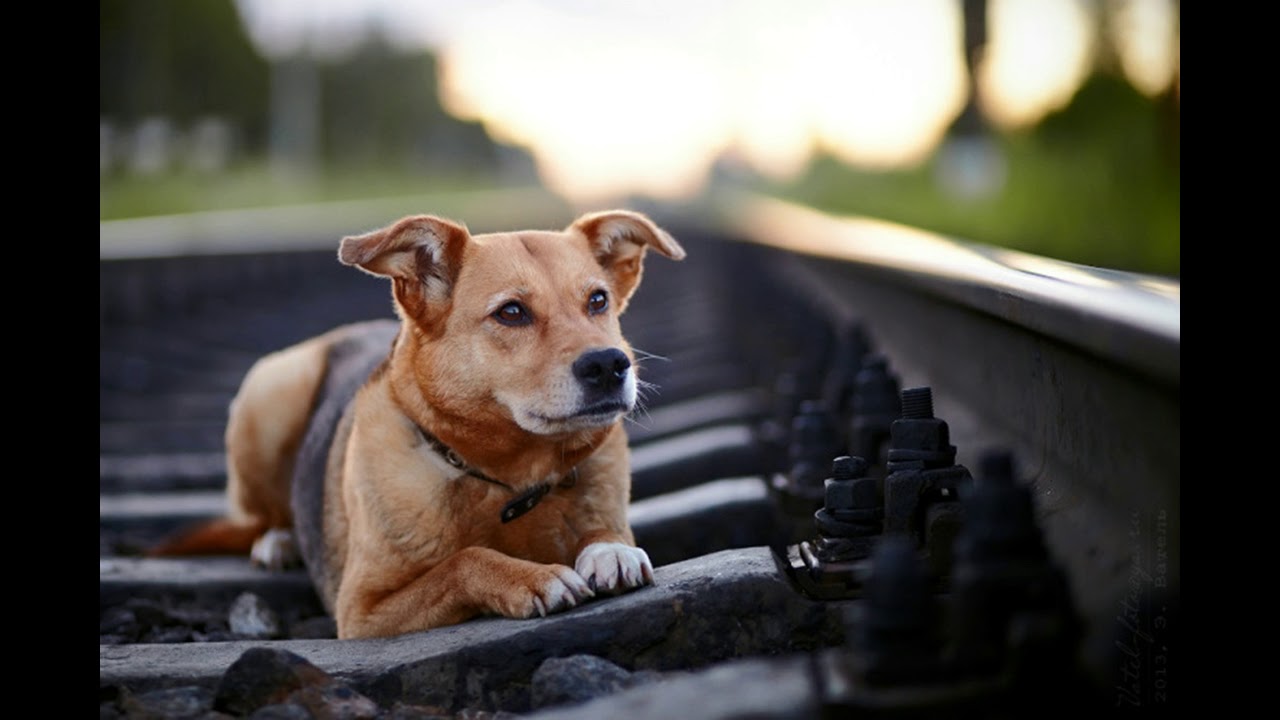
left=338, top=215, right=471, bottom=324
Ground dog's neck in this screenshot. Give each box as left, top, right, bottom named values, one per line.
left=386, top=343, right=610, bottom=489
left=411, top=420, right=581, bottom=523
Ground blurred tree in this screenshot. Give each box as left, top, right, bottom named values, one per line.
left=1092, top=0, right=1179, bottom=166
left=101, top=0, right=533, bottom=190
left=317, top=39, right=497, bottom=174
left=99, top=0, right=270, bottom=151
left=1026, top=71, right=1179, bottom=272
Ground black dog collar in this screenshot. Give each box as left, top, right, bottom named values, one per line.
left=414, top=423, right=577, bottom=523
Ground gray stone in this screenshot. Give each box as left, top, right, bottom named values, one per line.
left=213, top=647, right=334, bottom=716
left=170, top=605, right=231, bottom=631
left=289, top=616, right=338, bottom=640
left=229, top=591, right=284, bottom=635
left=118, top=685, right=217, bottom=719
left=229, top=592, right=283, bottom=640
left=115, top=596, right=230, bottom=644
left=147, top=626, right=197, bottom=644
left=124, top=598, right=172, bottom=628
left=455, top=711, right=521, bottom=720
left=522, top=655, right=822, bottom=720
left=287, top=683, right=381, bottom=720
left=530, top=655, right=636, bottom=710
left=247, top=705, right=313, bottom=720
left=100, top=606, right=141, bottom=642
left=382, top=701, right=452, bottom=719
left=195, top=629, right=241, bottom=643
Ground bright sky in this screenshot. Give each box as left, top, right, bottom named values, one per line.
left=235, top=0, right=1179, bottom=203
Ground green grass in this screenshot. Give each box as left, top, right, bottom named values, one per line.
left=761, top=137, right=1179, bottom=278
left=761, top=75, right=1180, bottom=278
left=99, top=161, right=508, bottom=221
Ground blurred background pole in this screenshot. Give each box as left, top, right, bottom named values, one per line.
left=269, top=53, right=320, bottom=180
left=954, top=0, right=988, bottom=138
left=934, top=0, right=1003, bottom=201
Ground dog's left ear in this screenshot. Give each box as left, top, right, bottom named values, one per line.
left=569, top=210, right=686, bottom=313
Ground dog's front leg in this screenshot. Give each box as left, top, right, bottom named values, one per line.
left=574, top=532, right=655, bottom=596
left=335, top=546, right=595, bottom=638
left=567, top=431, right=656, bottom=596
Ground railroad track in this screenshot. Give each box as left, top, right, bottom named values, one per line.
left=100, top=194, right=1180, bottom=717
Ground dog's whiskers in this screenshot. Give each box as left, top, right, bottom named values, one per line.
left=623, top=406, right=653, bottom=432
left=631, top=347, right=670, bottom=364
left=624, top=377, right=660, bottom=431
left=626, top=346, right=667, bottom=431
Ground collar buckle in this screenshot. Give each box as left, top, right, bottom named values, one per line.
left=501, top=483, right=552, bottom=523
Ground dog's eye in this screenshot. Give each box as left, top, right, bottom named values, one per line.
left=587, top=290, right=609, bottom=315
left=494, top=301, right=532, bottom=326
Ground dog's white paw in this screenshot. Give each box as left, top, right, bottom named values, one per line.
left=513, top=564, right=594, bottom=619
left=250, top=528, right=300, bottom=571
left=575, top=542, right=655, bottom=595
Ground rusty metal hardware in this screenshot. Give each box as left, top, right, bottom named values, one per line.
left=847, top=354, right=900, bottom=471
left=947, top=450, right=1081, bottom=682
left=883, top=387, right=971, bottom=581
left=820, top=451, right=1090, bottom=715
left=779, top=455, right=881, bottom=601
left=769, top=400, right=844, bottom=520
left=845, top=535, right=942, bottom=686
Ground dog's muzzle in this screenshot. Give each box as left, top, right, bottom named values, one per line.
left=572, top=348, right=633, bottom=413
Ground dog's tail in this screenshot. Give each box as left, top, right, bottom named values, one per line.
left=147, top=517, right=266, bottom=557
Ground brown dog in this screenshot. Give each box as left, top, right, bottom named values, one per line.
left=152, top=210, right=686, bottom=638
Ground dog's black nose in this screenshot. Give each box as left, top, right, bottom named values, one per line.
left=573, top=348, right=631, bottom=391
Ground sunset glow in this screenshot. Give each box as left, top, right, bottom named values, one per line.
left=1108, top=0, right=1180, bottom=98
left=437, top=0, right=972, bottom=201
left=236, top=0, right=1180, bottom=203
left=977, top=0, right=1097, bottom=130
